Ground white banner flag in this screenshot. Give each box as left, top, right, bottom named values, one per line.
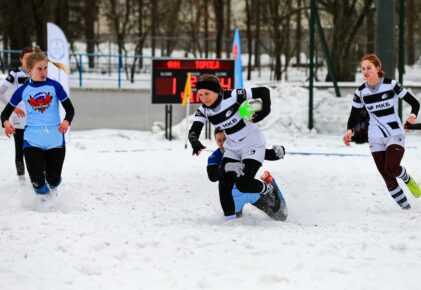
left=47, top=22, right=71, bottom=139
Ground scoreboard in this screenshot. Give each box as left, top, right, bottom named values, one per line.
left=151, top=59, right=235, bottom=104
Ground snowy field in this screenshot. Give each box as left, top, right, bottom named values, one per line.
left=1, top=82, right=421, bottom=290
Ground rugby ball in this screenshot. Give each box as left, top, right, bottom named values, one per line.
left=239, top=98, right=262, bottom=121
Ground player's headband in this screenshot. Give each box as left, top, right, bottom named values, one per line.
left=196, top=80, right=221, bottom=93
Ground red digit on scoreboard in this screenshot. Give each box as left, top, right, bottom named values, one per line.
left=219, top=77, right=232, bottom=90
left=191, top=75, right=197, bottom=89
left=172, top=77, right=176, bottom=94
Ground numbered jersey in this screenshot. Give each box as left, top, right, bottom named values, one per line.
left=352, top=78, right=408, bottom=138
left=194, top=88, right=257, bottom=142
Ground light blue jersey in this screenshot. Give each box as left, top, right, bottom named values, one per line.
left=9, top=78, right=68, bottom=149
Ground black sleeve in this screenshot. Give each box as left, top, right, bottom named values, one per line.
left=402, top=93, right=420, bottom=117
left=264, top=148, right=280, bottom=161
left=61, top=98, right=75, bottom=125
left=251, top=87, right=271, bottom=123
left=347, top=107, right=362, bottom=131
left=188, top=121, right=204, bottom=145
left=207, top=164, right=221, bottom=182
left=1, top=103, right=15, bottom=127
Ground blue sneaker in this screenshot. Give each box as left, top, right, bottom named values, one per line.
left=34, top=184, right=50, bottom=195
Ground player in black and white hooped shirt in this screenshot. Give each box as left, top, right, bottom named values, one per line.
left=344, top=54, right=421, bottom=209
left=188, top=74, right=276, bottom=220
left=0, top=47, right=32, bottom=178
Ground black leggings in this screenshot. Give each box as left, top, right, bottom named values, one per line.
left=13, top=129, right=25, bottom=175
left=371, top=144, right=405, bottom=191
left=219, top=158, right=264, bottom=216
left=24, top=146, right=66, bottom=190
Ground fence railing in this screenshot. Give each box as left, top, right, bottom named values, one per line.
left=0, top=49, right=154, bottom=88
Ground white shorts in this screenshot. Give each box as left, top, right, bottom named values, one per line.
left=223, top=128, right=266, bottom=163
left=368, top=135, right=405, bottom=153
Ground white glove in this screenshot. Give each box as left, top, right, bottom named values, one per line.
left=273, top=145, right=285, bottom=159
left=225, top=162, right=245, bottom=177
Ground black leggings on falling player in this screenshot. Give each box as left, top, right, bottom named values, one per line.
left=218, top=158, right=264, bottom=216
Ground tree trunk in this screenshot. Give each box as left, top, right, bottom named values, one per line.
left=225, top=0, right=231, bottom=58
left=254, top=0, right=261, bottom=72
left=283, top=0, right=292, bottom=80
left=295, top=0, right=302, bottom=65
left=84, top=0, right=97, bottom=69
left=365, top=8, right=375, bottom=53
left=204, top=0, right=209, bottom=58
left=151, top=0, right=157, bottom=57
left=213, top=0, right=224, bottom=58
left=406, top=0, right=415, bottom=65
left=320, top=0, right=373, bottom=81
left=245, top=0, right=252, bottom=80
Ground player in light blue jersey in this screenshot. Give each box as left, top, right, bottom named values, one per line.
left=1, top=46, right=75, bottom=196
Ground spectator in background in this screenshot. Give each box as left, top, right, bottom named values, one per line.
left=0, top=47, right=32, bottom=178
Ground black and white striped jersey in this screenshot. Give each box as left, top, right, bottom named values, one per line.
left=352, top=78, right=411, bottom=138
left=3, top=67, right=29, bottom=91
left=193, top=88, right=257, bottom=142
left=0, top=67, right=29, bottom=128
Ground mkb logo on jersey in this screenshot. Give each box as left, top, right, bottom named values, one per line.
left=28, top=92, right=53, bottom=113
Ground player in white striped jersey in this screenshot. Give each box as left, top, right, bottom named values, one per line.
left=188, top=74, right=275, bottom=220
left=344, top=54, right=421, bottom=209
left=0, top=47, right=31, bottom=177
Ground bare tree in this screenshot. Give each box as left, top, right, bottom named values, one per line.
left=318, top=0, right=374, bottom=81
left=245, top=0, right=253, bottom=80
left=130, top=0, right=151, bottom=82
left=213, top=0, right=224, bottom=58
left=82, top=0, right=99, bottom=69
left=364, top=6, right=375, bottom=54
left=150, top=0, right=157, bottom=57
left=406, top=0, right=416, bottom=65
left=30, top=0, right=57, bottom=49
left=225, top=0, right=231, bottom=58
left=253, top=0, right=261, bottom=72
left=102, top=0, right=133, bottom=56
left=161, top=0, right=182, bottom=56
left=53, top=0, right=69, bottom=37
left=264, top=0, right=294, bottom=80
left=295, top=0, right=302, bottom=65
left=180, top=0, right=203, bottom=58
left=203, top=0, right=210, bottom=58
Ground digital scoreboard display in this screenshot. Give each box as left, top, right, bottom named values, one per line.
left=152, top=59, right=235, bottom=104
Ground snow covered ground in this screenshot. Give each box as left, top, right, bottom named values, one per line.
left=1, top=83, right=421, bottom=290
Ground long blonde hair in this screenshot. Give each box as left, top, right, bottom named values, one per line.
left=26, top=46, right=69, bottom=73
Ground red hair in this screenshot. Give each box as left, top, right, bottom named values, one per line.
left=360, top=54, right=385, bottom=78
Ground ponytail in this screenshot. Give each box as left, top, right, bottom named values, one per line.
left=48, top=58, right=69, bottom=73
left=26, top=45, right=68, bottom=73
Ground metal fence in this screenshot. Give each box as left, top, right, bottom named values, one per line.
left=0, top=49, right=154, bottom=88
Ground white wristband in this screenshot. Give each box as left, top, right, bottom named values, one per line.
left=410, top=113, right=417, bottom=119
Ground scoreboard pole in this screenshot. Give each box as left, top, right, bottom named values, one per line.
left=165, top=104, right=173, bottom=141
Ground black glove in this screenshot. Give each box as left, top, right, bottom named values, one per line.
left=191, top=140, right=206, bottom=155
left=273, top=145, right=285, bottom=159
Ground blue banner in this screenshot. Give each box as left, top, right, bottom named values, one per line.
left=232, top=28, right=243, bottom=89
